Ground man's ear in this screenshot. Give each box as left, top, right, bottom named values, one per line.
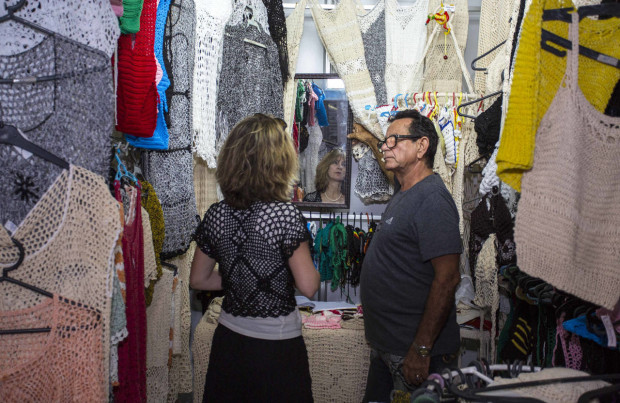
left=417, top=136, right=429, bottom=158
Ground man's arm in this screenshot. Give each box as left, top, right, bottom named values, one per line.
left=401, top=253, right=461, bottom=385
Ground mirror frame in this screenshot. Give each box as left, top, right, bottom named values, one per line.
left=292, top=73, right=353, bottom=211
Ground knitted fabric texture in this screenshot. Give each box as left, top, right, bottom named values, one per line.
left=110, top=265, right=128, bottom=387
left=110, top=0, right=124, bottom=17
left=0, top=295, right=106, bottom=401
left=194, top=201, right=309, bottom=318
left=515, top=15, right=620, bottom=310
left=262, top=0, right=290, bottom=84
left=496, top=0, right=620, bottom=191
left=192, top=0, right=233, bottom=167
left=0, top=166, right=121, bottom=398
left=490, top=368, right=609, bottom=402
left=300, top=123, right=323, bottom=193
left=358, top=0, right=388, bottom=105
left=165, top=246, right=193, bottom=401
left=146, top=268, right=174, bottom=403
left=143, top=0, right=199, bottom=260
left=114, top=182, right=147, bottom=402
left=282, top=0, right=307, bottom=134
left=193, top=158, right=220, bottom=218
left=193, top=309, right=370, bottom=403
left=473, top=0, right=513, bottom=94
left=354, top=145, right=394, bottom=203
left=119, top=0, right=144, bottom=34
left=115, top=0, right=158, bottom=137
left=141, top=207, right=158, bottom=291
left=125, top=0, right=172, bottom=149
left=422, top=0, right=470, bottom=93
left=384, top=0, right=429, bottom=98
left=0, top=37, right=114, bottom=227
left=215, top=24, right=284, bottom=147
left=347, top=122, right=394, bottom=183
left=553, top=312, right=583, bottom=369
left=472, top=233, right=499, bottom=360
left=474, top=95, right=503, bottom=159
left=141, top=181, right=165, bottom=306
left=309, top=0, right=383, bottom=140
left=0, top=0, right=119, bottom=58
left=228, top=0, right=270, bottom=32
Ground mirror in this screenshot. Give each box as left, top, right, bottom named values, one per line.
left=292, top=73, right=353, bottom=210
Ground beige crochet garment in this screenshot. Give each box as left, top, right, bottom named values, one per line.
left=283, top=0, right=307, bottom=134
left=0, top=165, right=121, bottom=397
left=309, top=0, right=384, bottom=139
left=515, top=14, right=620, bottom=309
left=146, top=268, right=174, bottom=403
left=422, top=0, right=472, bottom=93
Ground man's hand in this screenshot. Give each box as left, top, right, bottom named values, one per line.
left=402, top=349, right=430, bottom=386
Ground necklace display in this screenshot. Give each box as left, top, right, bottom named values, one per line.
left=322, top=192, right=343, bottom=202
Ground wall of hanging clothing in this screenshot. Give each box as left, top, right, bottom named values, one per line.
left=2, top=0, right=620, bottom=401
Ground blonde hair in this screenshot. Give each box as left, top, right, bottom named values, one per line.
left=314, top=149, right=346, bottom=193
left=216, top=114, right=299, bottom=209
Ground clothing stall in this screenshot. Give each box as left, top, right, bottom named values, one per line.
left=0, top=0, right=618, bottom=402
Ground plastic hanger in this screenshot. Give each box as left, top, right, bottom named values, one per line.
left=242, top=4, right=267, bottom=49
left=0, top=122, right=70, bottom=169
left=114, top=148, right=139, bottom=185
left=456, top=90, right=502, bottom=120
left=542, top=4, right=620, bottom=22
left=540, top=29, right=619, bottom=69
left=0, top=237, right=53, bottom=335
left=472, top=40, right=507, bottom=71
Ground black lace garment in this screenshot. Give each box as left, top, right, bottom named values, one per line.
left=194, top=201, right=310, bottom=318
left=262, top=0, right=289, bottom=84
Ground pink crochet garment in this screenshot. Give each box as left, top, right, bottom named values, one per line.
left=0, top=294, right=105, bottom=401
left=553, top=312, right=582, bottom=370
left=303, top=312, right=342, bottom=329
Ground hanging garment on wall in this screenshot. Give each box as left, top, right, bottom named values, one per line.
left=384, top=0, right=429, bottom=99
left=119, top=0, right=143, bottom=33
left=215, top=23, right=284, bottom=145
left=110, top=211, right=128, bottom=388
left=0, top=37, right=114, bottom=227
left=354, top=144, right=393, bottom=203
left=0, top=0, right=119, bottom=58
left=193, top=0, right=233, bottom=167
left=146, top=268, right=174, bottom=403
left=422, top=0, right=470, bottom=93
left=116, top=0, right=159, bottom=137
left=312, top=83, right=329, bottom=126
left=143, top=0, right=199, bottom=260
left=309, top=0, right=383, bottom=140
left=114, top=182, right=147, bottom=402
left=283, top=0, right=307, bottom=134
left=496, top=0, right=620, bottom=192
left=141, top=207, right=159, bottom=294
left=515, top=15, right=620, bottom=310
left=0, top=294, right=106, bottom=401
left=262, top=0, right=290, bottom=84
left=140, top=181, right=165, bottom=306
left=228, top=0, right=271, bottom=32
left=0, top=165, right=121, bottom=397
left=357, top=0, right=388, bottom=106
left=474, top=0, right=514, bottom=94
left=300, top=123, right=323, bottom=193
left=126, top=0, right=172, bottom=149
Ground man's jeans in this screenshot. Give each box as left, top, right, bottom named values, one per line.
left=362, top=346, right=458, bottom=403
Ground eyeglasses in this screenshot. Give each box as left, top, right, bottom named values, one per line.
left=377, top=135, right=420, bottom=150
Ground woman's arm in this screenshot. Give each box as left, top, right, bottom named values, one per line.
left=190, top=248, right=222, bottom=290
left=288, top=241, right=320, bottom=298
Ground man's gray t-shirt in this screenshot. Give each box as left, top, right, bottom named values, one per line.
left=360, top=174, right=462, bottom=357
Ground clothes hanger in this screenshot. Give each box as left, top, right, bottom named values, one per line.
left=471, top=40, right=507, bottom=72
left=540, top=29, right=619, bottom=69
left=542, top=4, right=620, bottom=22
left=0, top=122, right=70, bottom=169
left=242, top=4, right=267, bottom=49
left=0, top=237, right=54, bottom=335
left=114, top=148, right=139, bottom=186
left=457, top=90, right=502, bottom=120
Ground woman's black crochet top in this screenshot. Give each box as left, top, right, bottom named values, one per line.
left=194, top=200, right=309, bottom=317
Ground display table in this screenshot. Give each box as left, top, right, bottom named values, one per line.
left=192, top=312, right=370, bottom=403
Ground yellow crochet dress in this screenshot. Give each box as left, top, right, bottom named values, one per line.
left=496, top=0, right=620, bottom=191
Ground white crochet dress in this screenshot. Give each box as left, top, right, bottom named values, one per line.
left=192, top=0, right=233, bottom=167
left=384, top=0, right=429, bottom=99
left=309, top=0, right=383, bottom=140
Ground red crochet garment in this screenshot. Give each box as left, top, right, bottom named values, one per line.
left=115, top=0, right=158, bottom=137
left=114, top=181, right=147, bottom=402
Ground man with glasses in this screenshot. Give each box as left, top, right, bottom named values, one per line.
left=360, top=109, right=462, bottom=402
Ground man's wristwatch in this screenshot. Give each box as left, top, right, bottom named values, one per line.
left=411, top=341, right=431, bottom=357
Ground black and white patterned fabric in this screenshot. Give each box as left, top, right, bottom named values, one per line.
left=194, top=201, right=309, bottom=318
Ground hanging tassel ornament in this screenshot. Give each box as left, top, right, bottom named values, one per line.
left=426, top=4, right=451, bottom=60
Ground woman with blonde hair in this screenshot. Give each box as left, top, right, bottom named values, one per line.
left=190, top=113, right=319, bottom=402
left=303, top=148, right=346, bottom=203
